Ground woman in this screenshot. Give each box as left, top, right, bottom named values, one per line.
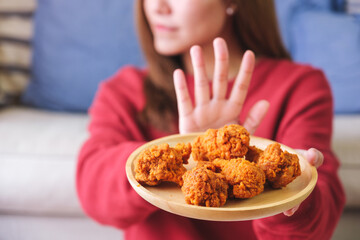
left=76, top=0, right=345, bottom=239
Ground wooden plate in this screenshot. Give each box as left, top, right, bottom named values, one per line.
left=126, top=133, right=318, bottom=221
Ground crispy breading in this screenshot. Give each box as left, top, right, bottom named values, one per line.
left=245, top=145, right=264, bottom=163
left=214, top=158, right=266, bottom=199
left=174, top=142, right=192, bottom=164
left=256, top=143, right=301, bottom=188
left=181, top=162, right=228, bottom=207
left=192, top=124, right=250, bottom=162
left=135, top=143, right=191, bottom=186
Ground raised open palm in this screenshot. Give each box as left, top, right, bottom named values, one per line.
left=174, top=38, right=269, bottom=134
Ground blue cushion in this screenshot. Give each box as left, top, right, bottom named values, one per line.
left=290, top=11, right=360, bottom=113
left=274, top=0, right=333, bottom=48
left=275, top=0, right=360, bottom=113
left=22, top=0, right=144, bottom=112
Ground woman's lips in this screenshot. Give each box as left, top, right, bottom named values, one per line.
left=154, top=24, right=177, bottom=32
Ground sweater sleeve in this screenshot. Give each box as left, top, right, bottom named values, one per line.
left=76, top=68, right=158, bottom=230
left=252, top=69, right=346, bottom=239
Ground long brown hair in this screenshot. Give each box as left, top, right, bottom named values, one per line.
left=135, top=0, right=290, bottom=133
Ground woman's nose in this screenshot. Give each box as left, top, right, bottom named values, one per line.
left=155, top=0, right=171, bottom=15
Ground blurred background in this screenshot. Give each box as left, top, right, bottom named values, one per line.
left=0, top=0, right=359, bottom=239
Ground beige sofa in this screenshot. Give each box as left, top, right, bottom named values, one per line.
left=0, top=106, right=359, bottom=239
left=332, top=115, right=360, bottom=239
left=0, top=107, right=123, bottom=239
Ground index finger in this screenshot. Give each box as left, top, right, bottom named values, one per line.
left=191, top=46, right=210, bottom=106
left=229, top=50, right=255, bottom=107
left=173, top=69, right=194, bottom=118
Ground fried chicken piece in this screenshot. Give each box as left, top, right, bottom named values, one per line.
left=214, top=158, right=266, bottom=199
left=192, top=124, right=250, bottom=162
left=256, top=143, right=301, bottom=189
left=246, top=145, right=264, bottom=163
left=181, top=162, right=228, bottom=207
left=135, top=143, right=191, bottom=186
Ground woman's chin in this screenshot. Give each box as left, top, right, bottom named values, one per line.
left=154, top=43, right=184, bottom=56
left=155, top=48, right=179, bottom=56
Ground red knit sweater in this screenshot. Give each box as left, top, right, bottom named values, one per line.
left=76, top=58, right=345, bottom=240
